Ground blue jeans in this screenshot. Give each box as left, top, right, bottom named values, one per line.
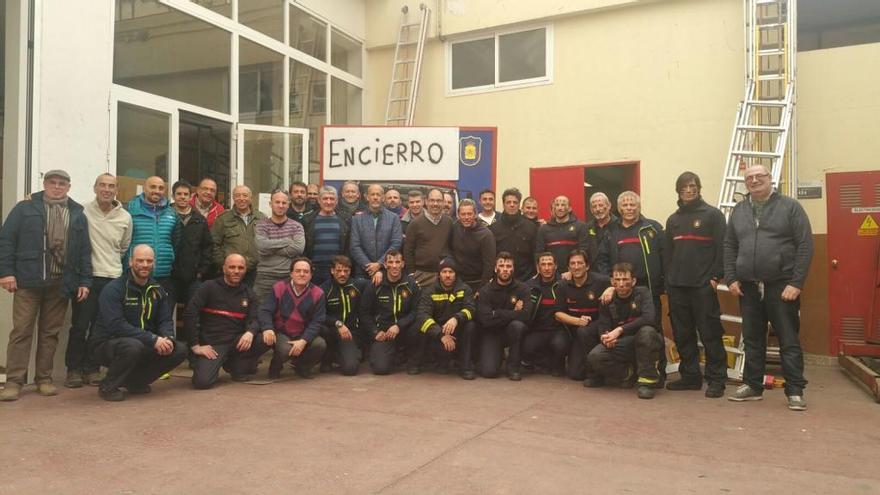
left=739, top=281, right=807, bottom=396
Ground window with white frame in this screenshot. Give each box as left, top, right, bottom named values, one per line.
left=448, top=25, right=551, bottom=94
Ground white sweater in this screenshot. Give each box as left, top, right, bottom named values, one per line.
left=84, top=200, right=133, bottom=278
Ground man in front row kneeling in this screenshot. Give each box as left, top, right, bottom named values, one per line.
left=90, top=245, right=187, bottom=401
left=185, top=254, right=266, bottom=389
left=586, top=262, right=665, bottom=400
left=258, top=257, right=327, bottom=379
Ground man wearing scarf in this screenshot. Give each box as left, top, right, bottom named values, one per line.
left=0, top=169, right=92, bottom=401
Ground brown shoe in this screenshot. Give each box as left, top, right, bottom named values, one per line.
left=83, top=371, right=105, bottom=387
left=65, top=371, right=84, bottom=388
left=0, top=383, right=22, bottom=402
left=37, top=381, right=59, bottom=397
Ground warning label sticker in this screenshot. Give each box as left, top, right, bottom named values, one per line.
left=858, top=215, right=879, bottom=236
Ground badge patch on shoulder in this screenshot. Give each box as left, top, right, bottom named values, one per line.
left=631, top=302, right=638, bottom=310
left=587, top=291, right=595, bottom=300
left=694, top=219, right=701, bottom=228
left=242, top=299, right=249, bottom=308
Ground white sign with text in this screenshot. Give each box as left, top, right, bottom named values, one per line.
left=323, top=126, right=460, bottom=181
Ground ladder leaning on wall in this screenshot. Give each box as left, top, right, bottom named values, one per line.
left=384, top=4, right=430, bottom=126
left=715, top=0, right=798, bottom=381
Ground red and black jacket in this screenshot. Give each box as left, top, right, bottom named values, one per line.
left=183, top=277, right=258, bottom=348
left=557, top=276, right=609, bottom=329
left=596, top=216, right=665, bottom=295
left=597, top=286, right=656, bottom=337
left=360, top=274, right=421, bottom=336
left=536, top=214, right=589, bottom=273
left=663, top=197, right=725, bottom=288
left=476, top=278, right=533, bottom=330
left=527, top=276, right=563, bottom=332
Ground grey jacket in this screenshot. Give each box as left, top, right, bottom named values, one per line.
left=349, top=207, right=403, bottom=276
left=723, top=192, right=813, bottom=289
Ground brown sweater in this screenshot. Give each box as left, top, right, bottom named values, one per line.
left=403, top=213, right=453, bottom=272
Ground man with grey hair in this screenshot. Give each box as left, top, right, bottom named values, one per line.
left=338, top=180, right=364, bottom=224
left=586, top=192, right=616, bottom=260
left=302, top=185, right=350, bottom=286
left=0, top=169, right=92, bottom=401
left=536, top=195, right=589, bottom=274
left=212, top=185, right=266, bottom=287
left=350, top=183, right=403, bottom=282
left=725, top=164, right=813, bottom=410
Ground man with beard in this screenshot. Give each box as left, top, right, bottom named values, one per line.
left=286, top=181, right=313, bottom=224
left=306, top=183, right=320, bottom=211
left=384, top=188, right=408, bottom=220
left=360, top=249, right=421, bottom=375
left=442, top=192, right=455, bottom=218
left=319, top=255, right=366, bottom=376
left=254, top=191, right=305, bottom=302
left=403, top=188, right=452, bottom=287
left=186, top=254, right=265, bottom=389
left=490, top=188, right=537, bottom=281
left=536, top=195, right=589, bottom=275
left=477, top=252, right=532, bottom=380
left=555, top=249, right=608, bottom=381
left=450, top=199, right=495, bottom=291
left=412, top=257, right=476, bottom=379
left=586, top=192, right=616, bottom=260
left=190, top=177, right=225, bottom=228
left=525, top=253, right=569, bottom=376
left=126, top=176, right=180, bottom=307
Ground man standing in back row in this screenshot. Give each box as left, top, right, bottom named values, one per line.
left=725, top=164, right=813, bottom=411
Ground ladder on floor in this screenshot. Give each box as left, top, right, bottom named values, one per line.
left=691, top=0, right=797, bottom=381
left=384, top=4, right=430, bottom=126
left=718, top=0, right=797, bottom=220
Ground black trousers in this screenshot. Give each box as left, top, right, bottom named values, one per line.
left=587, top=325, right=664, bottom=385
left=522, top=328, right=570, bottom=374
left=269, top=334, right=327, bottom=374
left=191, top=341, right=267, bottom=389
left=369, top=324, right=416, bottom=375
left=573, top=320, right=603, bottom=380
left=93, top=337, right=187, bottom=392
left=667, top=284, right=727, bottom=385
left=320, top=325, right=362, bottom=376
left=66, top=276, right=113, bottom=374
left=479, top=320, right=527, bottom=378
left=409, top=320, right=475, bottom=372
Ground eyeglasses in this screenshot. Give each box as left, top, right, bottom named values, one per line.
left=744, top=173, right=769, bottom=182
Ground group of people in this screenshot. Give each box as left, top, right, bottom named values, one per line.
left=0, top=164, right=813, bottom=411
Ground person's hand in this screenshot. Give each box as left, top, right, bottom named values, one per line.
left=374, top=331, right=387, bottom=342
left=262, top=329, right=277, bottom=346
left=338, top=324, right=353, bottom=341
left=579, top=315, right=591, bottom=326
left=365, top=262, right=381, bottom=276
left=600, top=286, right=615, bottom=304
left=385, top=324, right=400, bottom=340
left=192, top=344, right=218, bottom=359
left=710, top=279, right=718, bottom=291
left=781, top=285, right=801, bottom=302
left=372, top=270, right=383, bottom=286
left=514, top=299, right=524, bottom=311
left=601, top=327, right=623, bottom=348
left=289, top=339, right=307, bottom=357
left=76, top=286, right=90, bottom=302
left=728, top=281, right=743, bottom=297
left=440, top=334, right=456, bottom=352
left=236, top=332, right=253, bottom=352
left=0, top=276, right=17, bottom=293
left=561, top=271, right=572, bottom=281
left=155, top=337, right=174, bottom=356
left=442, top=318, right=458, bottom=335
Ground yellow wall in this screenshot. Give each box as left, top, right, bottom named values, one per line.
left=366, top=0, right=743, bottom=219
left=796, top=41, right=880, bottom=234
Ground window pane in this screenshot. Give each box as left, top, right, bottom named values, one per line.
left=289, top=61, right=324, bottom=185
left=116, top=103, right=169, bottom=203
left=331, top=28, right=362, bottom=77
left=288, top=134, right=306, bottom=184
left=114, top=1, right=231, bottom=113
left=189, top=0, right=231, bottom=18
left=451, top=38, right=494, bottom=90
left=499, top=28, right=546, bottom=83
left=331, top=77, right=362, bottom=125
left=242, top=130, right=284, bottom=195
left=239, top=39, right=284, bottom=125
left=239, top=0, right=284, bottom=42
left=290, top=5, right=327, bottom=61
left=179, top=111, right=231, bottom=207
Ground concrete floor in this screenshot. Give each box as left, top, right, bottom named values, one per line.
left=1, top=364, right=878, bottom=495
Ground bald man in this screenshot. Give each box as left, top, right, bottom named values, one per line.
left=212, top=185, right=267, bottom=287
left=185, top=254, right=266, bottom=388
left=89, top=245, right=186, bottom=401
left=125, top=175, right=181, bottom=306
left=349, top=184, right=403, bottom=280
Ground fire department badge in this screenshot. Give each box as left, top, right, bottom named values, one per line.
left=693, top=219, right=701, bottom=228
left=349, top=289, right=357, bottom=297
left=241, top=299, right=249, bottom=308
left=569, top=226, right=575, bottom=232
left=647, top=231, right=655, bottom=239
left=587, top=291, right=595, bottom=300
left=400, top=289, right=409, bottom=299
left=630, top=302, right=638, bottom=310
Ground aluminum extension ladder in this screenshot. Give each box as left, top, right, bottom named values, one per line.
left=384, top=4, right=430, bottom=126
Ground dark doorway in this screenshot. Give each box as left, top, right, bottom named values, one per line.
left=583, top=162, right=639, bottom=221
left=179, top=111, right=231, bottom=207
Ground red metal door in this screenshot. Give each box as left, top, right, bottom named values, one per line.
left=827, top=171, right=880, bottom=354
left=529, top=166, right=586, bottom=221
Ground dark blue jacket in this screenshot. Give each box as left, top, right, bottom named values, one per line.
left=126, top=194, right=180, bottom=278
left=596, top=216, right=665, bottom=296
left=0, top=191, right=92, bottom=298
left=90, top=271, right=174, bottom=349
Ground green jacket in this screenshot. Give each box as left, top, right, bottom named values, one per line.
left=211, top=208, right=266, bottom=270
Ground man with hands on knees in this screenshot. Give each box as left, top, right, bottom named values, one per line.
left=319, top=255, right=366, bottom=376
left=89, top=245, right=186, bottom=401
left=185, top=254, right=266, bottom=389
left=258, top=257, right=327, bottom=379
left=555, top=249, right=608, bottom=382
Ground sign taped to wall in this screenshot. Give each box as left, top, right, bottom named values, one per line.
left=322, top=126, right=460, bottom=181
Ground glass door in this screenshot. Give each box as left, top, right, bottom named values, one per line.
left=235, top=124, right=309, bottom=216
